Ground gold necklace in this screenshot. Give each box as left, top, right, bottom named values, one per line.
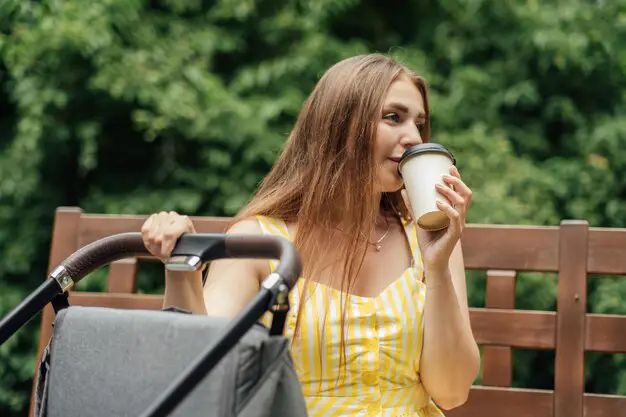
left=368, top=215, right=390, bottom=251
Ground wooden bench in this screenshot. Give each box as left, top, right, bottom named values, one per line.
left=29, top=206, right=626, bottom=417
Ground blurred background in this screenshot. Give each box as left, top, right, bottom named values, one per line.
left=0, top=0, right=625, bottom=415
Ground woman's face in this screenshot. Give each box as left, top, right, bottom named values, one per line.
left=373, top=75, right=426, bottom=193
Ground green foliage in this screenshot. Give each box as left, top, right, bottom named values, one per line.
left=1, top=0, right=626, bottom=414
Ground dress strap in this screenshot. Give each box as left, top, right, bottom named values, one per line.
left=401, top=217, right=425, bottom=282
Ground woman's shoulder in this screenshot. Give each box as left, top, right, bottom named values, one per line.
left=226, top=216, right=264, bottom=234
left=253, top=215, right=294, bottom=238
left=227, top=215, right=292, bottom=237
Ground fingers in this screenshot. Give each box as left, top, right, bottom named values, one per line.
left=445, top=167, right=473, bottom=204
left=435, top=182, right=465, bottom=208
left=435, top=199, right=462, bottom=238
left=140, top=211, right=195, bottom=261
left=160, top=215, right=192, bottom=259
left=141, top=214, right=159, bottom=256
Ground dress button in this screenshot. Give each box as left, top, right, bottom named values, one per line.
left=362, top=371, right=379, bottom=386
left=366, top=339, right=378, bottom=352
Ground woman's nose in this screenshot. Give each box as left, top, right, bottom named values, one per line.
left=400, top=125, right=423, bottom=148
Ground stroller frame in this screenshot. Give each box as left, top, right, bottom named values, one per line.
left=0, top=232, right=302, bottom=417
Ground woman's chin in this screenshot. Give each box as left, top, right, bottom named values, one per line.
left=376, top=178, right=404, bottom=194
left=373, top=167, right=404, bottom=193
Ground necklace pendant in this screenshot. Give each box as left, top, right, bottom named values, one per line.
left=375, top=243, right=382, bottom=251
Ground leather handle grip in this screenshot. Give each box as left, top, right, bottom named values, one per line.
left=61, top=232, right=148, bottom=284
left=58, top=232, right=302, bottom=291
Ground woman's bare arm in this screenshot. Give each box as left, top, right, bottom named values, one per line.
left=162, top=270, right=206, bottom=314
left=202, top=219, right=269, bottom=317
left=160, top=218, right=268, bottom=316
left=419, top=241, right=480, bottom=410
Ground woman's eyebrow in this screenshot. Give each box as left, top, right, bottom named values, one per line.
left=385, top=102, right=426, bottom=119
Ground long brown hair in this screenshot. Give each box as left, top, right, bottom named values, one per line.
left=233, top=53, right=430, bottom=373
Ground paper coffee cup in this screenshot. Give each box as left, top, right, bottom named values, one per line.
left=398, top=143, right=456, bottom=231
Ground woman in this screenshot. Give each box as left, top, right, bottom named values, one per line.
left=141, top=53, right=480, bottom=417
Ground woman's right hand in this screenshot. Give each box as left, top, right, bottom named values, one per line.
left=141, top=211, right=196, bottom=263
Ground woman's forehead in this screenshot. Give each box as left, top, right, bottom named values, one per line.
left=383, top=77, right=425, bottom=116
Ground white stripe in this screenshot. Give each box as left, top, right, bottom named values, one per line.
left=307, top=395, right=351, bottom=417
left=389, top=283, right=407, bottom=369
left=377, top=293, right=396, bottom=384
left=399, top=274, right=419, bottom=383
left=328, top=288, right=341, bottom=392
left=304, top=288, right=318, bottom=392
left=346, top=299, right=359, bottom=397
left=388, top=301, right=406, bottom=384
left=315, top=285, right=329, bottom=393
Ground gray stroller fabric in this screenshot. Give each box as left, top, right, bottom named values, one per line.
left=34, top=306, right=308, bottom=417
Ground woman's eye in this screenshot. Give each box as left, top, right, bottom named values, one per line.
left=416, top=123, right=426, bottom=133
left=383, top=113, right=401, bottom=122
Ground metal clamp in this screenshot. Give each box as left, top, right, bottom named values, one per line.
left=262, top=273, right=289, bottom=306
left=165, top=255, right=203, bottom=272
left=50, top=265, right=73, bottom=292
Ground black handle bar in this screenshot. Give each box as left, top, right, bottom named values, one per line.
left=0, top=232, right=302, bottom=346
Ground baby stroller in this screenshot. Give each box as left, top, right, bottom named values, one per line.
left=0, top=232, right=308, bottom=417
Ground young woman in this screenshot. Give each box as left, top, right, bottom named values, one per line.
left=141, top=53, right=479, bottom=417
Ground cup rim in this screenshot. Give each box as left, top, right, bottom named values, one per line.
left=398, top=143, right=456, bottom=174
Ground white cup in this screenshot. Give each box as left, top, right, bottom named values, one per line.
left=398, top=143, right=456, bottom=231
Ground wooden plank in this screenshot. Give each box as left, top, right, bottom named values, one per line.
left=585, top=314, right=626, bottom=353
left=555, top=220, right=588, bottom=417
left=470, top=308, right=555, bottom=349
left=73, top=212, right=560, bottom=272
left=588, top=227, right=626, bottom=275
left=68, top=292, right=164, bottom=310
left=485, top=270, right=517, bottom=309
left=482, top=270, right=516, bottom=387
left=446, top=386, right=554, bottom=417
left=78, top=213, right=231, bottom=246
left=61, top=210, right=562, bottom=273
left=31, top=207, right=83, bottom=417
left=481, top=348, right=512, bottom=388
left=461, top=224, right=560, bottom=271
left=107, top=258, right=139, bottom=293
left=584, top=393, right=626, bottom=417
left=31, top=306, right=54, bottom=417
left=46, top=207, right=83, bottom=271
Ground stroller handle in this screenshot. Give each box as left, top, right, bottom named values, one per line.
left=57, top=232, right=301, bottom=291
left=166, top=233, right=302, bottom=291
left=57, top=232, right=148, bottom=288
left=0, top=231, right=302, bottom=348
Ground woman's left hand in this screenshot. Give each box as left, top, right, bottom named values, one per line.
left=402, top=165, right=473, bottom=274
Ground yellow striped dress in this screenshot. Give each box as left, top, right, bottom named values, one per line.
left=257, top=216, right=445, bottom=417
